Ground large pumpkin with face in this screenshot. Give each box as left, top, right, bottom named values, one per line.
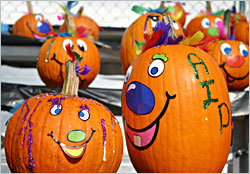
left=60, top=16, right=100, bottom=40
left=37, top=36, right=100, bottom=88
left=5, top=93, right=123, bottom=173
left=120, top=12, right=184, bottom=74
left=122, top=22, right=232, bottom=172
left=13, top=14, right=53, bottom=39
left=234, top=21, right=249, bottom=45
left=205, top=40, right=249, bottom=90
left=185, top=15, right=224, bottom=38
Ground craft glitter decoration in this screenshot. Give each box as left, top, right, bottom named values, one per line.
left=101, top=119, right=107, bottom=161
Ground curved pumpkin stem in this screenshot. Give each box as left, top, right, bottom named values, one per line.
left=206, top=1, right=212, bottom=13
left=77, top=6, right=84, bottom=17
left=26, top=1, right=33, bottom=14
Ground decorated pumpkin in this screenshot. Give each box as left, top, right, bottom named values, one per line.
left=120, top=7, right=184, bottom=74
left=185, top=15, right=224, bottom=38
left=13, top=13, right=53, bottom=39
left=122, top=21, right=232, bottom=172
left=5, top=46, right=123, bottom=173
left=230, top=12, right=247, bottom=26
left=205, top=40, right=249, bottom=90
left=37, top=36, right=100, bottom=88
left=234, top=21, right=249, bottom=45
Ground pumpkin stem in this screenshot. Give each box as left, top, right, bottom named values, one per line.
left=77, top=6, right=84, bottom=17
left=64, top=13, right=77, bottom=36
left=62, top=61, right=79, bottom=97
left=206, top=1, right=212, bottom=13
left=163, top=15, right=177, bottom=40
left=223, top=9, right=231, bottom=39
left=26, top=1, right=33, bottom=14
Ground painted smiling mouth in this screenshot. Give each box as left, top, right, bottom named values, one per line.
left=219, top=62, right=249, bottom=82
left=47, top=128, right=95, bottom=158
left=124, top=91, right=176, bottom=150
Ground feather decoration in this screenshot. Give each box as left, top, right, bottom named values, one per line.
left=217, top=21, right=227, bottom=40
left=65, top=43, right=76, bottom=61
left=180, top=31, right=205, bottom=45
left=75, top=63, right=91, bottom=75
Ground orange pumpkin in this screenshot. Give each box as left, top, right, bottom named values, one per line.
left=234, top=21, right=249, bottom=45
left=13, top=14, right=53, bottom=39
left=60, top=16, right=99, bottom=40
left=37, top=36, right=100, bottom=88
left=206, top=40, right=249, bottom=90
left=230, top=12, right=247, bottom=26
left=121, top=21, right=231, bottom=172
left=185, top=15, right=224, bottom=38
left=120, top=12, right=184, bottom=74
left=163, top=2, right=186, bottom=26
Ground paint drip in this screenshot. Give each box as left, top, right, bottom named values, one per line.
left=101, top=119, right=107, bottom=161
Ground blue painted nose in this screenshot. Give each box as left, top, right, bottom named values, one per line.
left=126, top=81, right=155, bottom=115
left=36, top=22, right=51, bottom=33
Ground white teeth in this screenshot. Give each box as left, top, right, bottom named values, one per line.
left=127, top=84, right=136, bottom=92
left=37, top=21, right=42, bottom=27
left=133, top=135, right=141, bottom=147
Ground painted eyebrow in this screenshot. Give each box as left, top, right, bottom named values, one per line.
left=152, top=53, right=168, bottom=62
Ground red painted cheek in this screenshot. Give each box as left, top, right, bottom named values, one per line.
left=226, top=55, right=245, bottom=68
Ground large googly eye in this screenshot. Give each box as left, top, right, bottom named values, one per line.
left=77, top=39, right=87, bottom=52
left=220, top=43, right=232, bottom=55
left=50, top=105, right=62, bottom=116
left=172, top=19, right=179, bottom=30
left=201, top=18, right=210, bottom=29
left=125, top=66, right=132, bottom=83
left=79, top=109, right=90, bottom=121
left=150, top=16, right=159, bottom=28
left=148, top=59, right=165, bottom=77
left=239, top=44, right=248, bottom=57
left=215, top=17, right=222, bottom=26
left=35, top=15, right=43, bottom=21
left=63, top=39, right=74, bottom=51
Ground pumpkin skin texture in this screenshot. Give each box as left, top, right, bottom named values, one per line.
left=37, top=36, right=100, bottom=88
left=13, top=14, right=53, bottom=39
left=60, top=16, right=99, bottom=40
left=185, top=15, right=224, bottom=38
left=234, top=22, right=249, bottom=45
left=206, top=40, right=249, bottom=90
left=5, top=93, right=123, bottom=173
left=122, top=45, right=232, bottom=173
left=120, top=12, right=184, bottom=74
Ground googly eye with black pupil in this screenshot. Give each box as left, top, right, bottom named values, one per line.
left=63, top=39, right=74, bottom=52
left=201, top=18, right=210, bottom=29
left=79, top=109, right=90, bottom=121
left=50, top=105, right=62, bottom=116
left=77, top=39, right=88, bottom=52
left=125, top=66, right=132, bottom=83
left=239, top=44, right=248, bottom=57
left=35, top=15, right=43, bottom=21
left=148, top=59, right=165, bottom=77
left=220, top=43, right=232, bottom=55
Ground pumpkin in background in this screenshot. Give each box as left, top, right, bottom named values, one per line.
left=37, top=36, right=100, bottom=88
left=205, top=40, right=249, bottom=90
left=5, top=47, right=123, bottom=173
left=122, top=21, right=231, bottom=172
left=185, top=15, right=224, bottom=38
left=230, top=12, right=247, bottom=26
left=234, top=21, right=249, bottom=45
left=13, top=13, right=53, bottom=39
left=120, top=12, right=184, bottom=74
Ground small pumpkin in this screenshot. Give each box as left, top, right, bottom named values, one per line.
left=120, top=10, right=184, bottom=74
left=234, top=21, right=249, bottom=45
left=185, top=15, right=224, bottom=38
left=5, top=48, right=123, bottom=173
left=205, top=40, right=249, bottom=90
left=13, top=13, right=53, bottom=39
left=122, top=21, right=231, bottom=172
left=37, top=36, right=100, bottom=88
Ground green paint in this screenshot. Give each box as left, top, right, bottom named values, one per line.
left=200, top=80, right=218, bottom=109
left=218, top=103, right=230, bottom=134
left=217, top=40, right=225, bottom=44
left=74, top=52, right=83, bottom=62
left=152, top=53, right=168, bottom=62
left=132, top=5, right=148, bottom=14
left=188, top=53, right=209, bottom=80
left=67, top=130, right=86, bottom=142
left=207, top=27, right=219, bottom=36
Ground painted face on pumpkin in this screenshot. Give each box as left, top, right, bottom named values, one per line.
left=123, top=53, right=176, bottom=150
left=200, top=16, right=223, bottom=36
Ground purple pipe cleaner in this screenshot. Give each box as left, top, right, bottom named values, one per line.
left=75, top=62, right=91, bottom=76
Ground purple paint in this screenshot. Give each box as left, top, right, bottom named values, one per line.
left=101, top=119, right=107, bottom=149
left=22, top=102, right=30, bottom=122
left=22, top=126, right=28, bottom=147
left=80, top=105, right=90, bottom=112
left=48, top=97, right=65, bottom=108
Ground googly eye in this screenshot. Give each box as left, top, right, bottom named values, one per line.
left=79, top=109, right=90, bottom=121
left=50, top=105, right=62, bottom=116
left=239, top=44, right=248, bottom=57
left=215, top=17, right=222, bottom=26
left=201, top=18, right=210, bottom=29
left=220, top=43, right=232, bottom=55
left=124, top=66, right=132, bottom=83
left=63, top=39, right=74, bottom=51
left=77, top=39, right=87, bottom=52
left=35, top=15, right=43, bottom=21
left=150, top=16, right=159, bottom=28
left=148, top=59, right=165, bottom=77
left=172, top=19, right=179, bottom=30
